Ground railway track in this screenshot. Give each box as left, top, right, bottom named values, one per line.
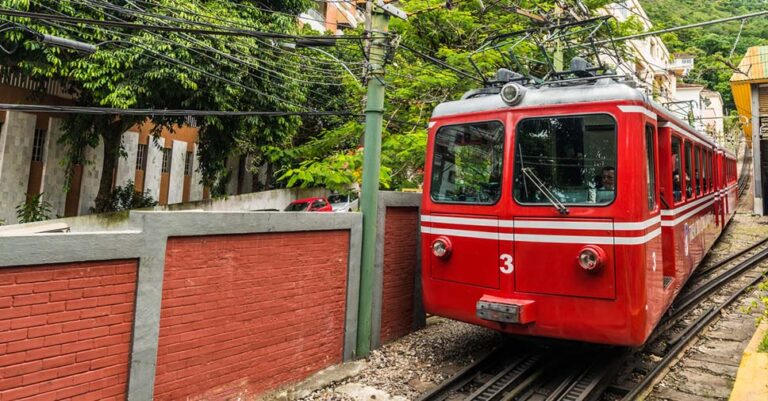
left=418, top=237, right=768, bottom=401
left=737, top=152, right=751, bottom=197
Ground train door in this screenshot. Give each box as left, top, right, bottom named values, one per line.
left=644, top=124, right=665, bottom=292
left=424, top=121, right=505, bottom=289
left=658, top=128, right=677, bottom=288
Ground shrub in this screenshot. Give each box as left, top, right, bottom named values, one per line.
left=16, top=193, right=52, bottom=223
left=106, top=180, right=158, bottom=212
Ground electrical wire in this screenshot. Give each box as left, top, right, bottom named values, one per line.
left=0, top=7, right=368, bottom=41
left=0, top=103, right=360, bottom=116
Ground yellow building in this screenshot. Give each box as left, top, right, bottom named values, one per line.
left=731, top=46, right=768, bottom=215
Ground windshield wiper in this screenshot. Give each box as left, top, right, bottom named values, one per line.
left=522, top=167, right=569, bottom=215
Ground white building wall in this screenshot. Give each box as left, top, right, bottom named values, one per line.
left=78, top=139, right=104, bottom=215
left=115, top=131, right=139, bottom=188
left=167, top=140, right=187, bottom=204
left=0, top=111, right=36, bottom=224
left=143, top=137, right=165, bottom=202
left=42, top=118, right=69, bottom=218
left=189, top=144, right=204, bottom=201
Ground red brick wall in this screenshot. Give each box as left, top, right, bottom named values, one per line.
left=380, top=207, right=420, bottom=343
left=0, top=260, right=137, bottom=401
left=154, top=231, right=350, bottom=400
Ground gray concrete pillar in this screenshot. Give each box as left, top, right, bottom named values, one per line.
left=116, top=131, right=139, bottom=188
left=167, top=140, right=187, bottom=204
left=752, top=84, right=762, bottom=215
left=0, top=111, right=36, bottom=224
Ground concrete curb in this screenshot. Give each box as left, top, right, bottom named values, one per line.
left=728, top=321, right=768, bottom=401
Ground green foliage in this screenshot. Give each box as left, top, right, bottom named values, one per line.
left=640, top=0, right=768, bottom=109
left=277, top=0, right=625, bottom=191
left=0, top=0, right=315, bottom=205
left=15, top=193, right=52, bottom=224
left=101, top=180, right=158, bottom=212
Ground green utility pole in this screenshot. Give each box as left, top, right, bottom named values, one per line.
left=357, top=1, right=404, bottom=358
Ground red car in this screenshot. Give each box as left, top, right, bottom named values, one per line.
left=284, top=197, right=333, bottom=212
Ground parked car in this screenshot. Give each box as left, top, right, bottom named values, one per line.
left=283, top=197, right=333, bottom=212
left=328, top=193, right=359, bottom=212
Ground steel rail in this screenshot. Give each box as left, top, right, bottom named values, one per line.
left=694, top=236, right=768, bottom=276
left=415, top=347, right=501, bottom=401
left=664, top=243, right=768, bottom=324
left=620, top=272, right=767, bottom=401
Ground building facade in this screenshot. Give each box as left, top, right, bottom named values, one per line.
left=731, top=46, right=768, bottom=215
left=0, top=70, right=208, bottom=225
left=0, top=1, right=352, bottom=225
left=603, top=0, right=678, bottom=104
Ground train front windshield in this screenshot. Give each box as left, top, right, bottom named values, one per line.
left=514, top=114, right=617, bottom=205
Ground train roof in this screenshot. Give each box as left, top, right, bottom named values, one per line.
left=431, top=78, right=732, bottom=156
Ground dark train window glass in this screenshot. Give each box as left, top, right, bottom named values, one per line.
left=645, top=125, right=656, bottom=211
left=708, top=152, right=713, bottom=191
left=671, top=137, right=683, bottom=202
left=684, top=142, right=693, bottom=199
left=430, top=121, right=504, bottom=204
left=514, top=114, right=617, bottom=205
left=702, top=149, right=708, bottom=194
left=694, top=146, right=701, bottom=196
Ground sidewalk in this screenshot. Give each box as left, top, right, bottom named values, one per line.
left=728, top=322, right=768, bottom=401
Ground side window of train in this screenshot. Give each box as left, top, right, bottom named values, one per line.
left=701, top=148, right=709, bottom=194
left=513, top=114, right=617, bottom=205
left=671, top=136, right=683, bottom=203
left=430, top=121, right=504, bottom=205
left=708, top=151, right=713, bottom=192
left=694, top=146, right=701, bottom=196
left=684, top=141, right=694, bottom=199
left=644, top=124, right=657, bottom=211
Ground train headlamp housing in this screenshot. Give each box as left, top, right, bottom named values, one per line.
left=500, top=82, right=526, bottom=106
left=431, top=236, right=452, bottom=259
left=577, top=245, right=605, bottom=272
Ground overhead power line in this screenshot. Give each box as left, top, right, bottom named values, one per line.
left=0, top=104, right=361, bottom=117
left=0, top=8, right=367, bottom=41
left=596, top=10, right=768, bottom=44
left=398, top=43, right=485, bottom=83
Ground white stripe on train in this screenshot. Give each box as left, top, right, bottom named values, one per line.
left=420, top=226, right=663, bottom=245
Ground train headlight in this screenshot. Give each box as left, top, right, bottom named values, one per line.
left=500, top=82, right=526, bottom=106
left=577, top=246, right=605, bottom=272
left=431, top=236, right=452, bottom=259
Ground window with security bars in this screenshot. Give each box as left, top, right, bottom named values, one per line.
left=184, top=151, right=194, bottom=175
left=136, top=144, right=148, bottom=170
left=162, top=148, right=172, bottom=173
left=32, top=129, right=46, bottom=162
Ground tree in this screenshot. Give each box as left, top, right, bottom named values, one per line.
left=0, top=0, right=316, bottom=210
left=276, top=0, right=623, bottom=191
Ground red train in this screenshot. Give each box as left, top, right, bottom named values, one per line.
left=420, top=76, right=738, bottom=346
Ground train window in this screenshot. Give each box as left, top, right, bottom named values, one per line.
left=702, top=149, right=708, bottom=194
left=430, top=121, right=504, bottom=204
left=707, top=151, right=713, bottom=192
left=513, top=114, right=617, bottom=205
left=694, top=146, right=701, bottom=196
left=684, top=142, right=693, bottom=199
left=671, top=137, right=683, bottom=202
left=644, top=125, right=656, bottom=211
